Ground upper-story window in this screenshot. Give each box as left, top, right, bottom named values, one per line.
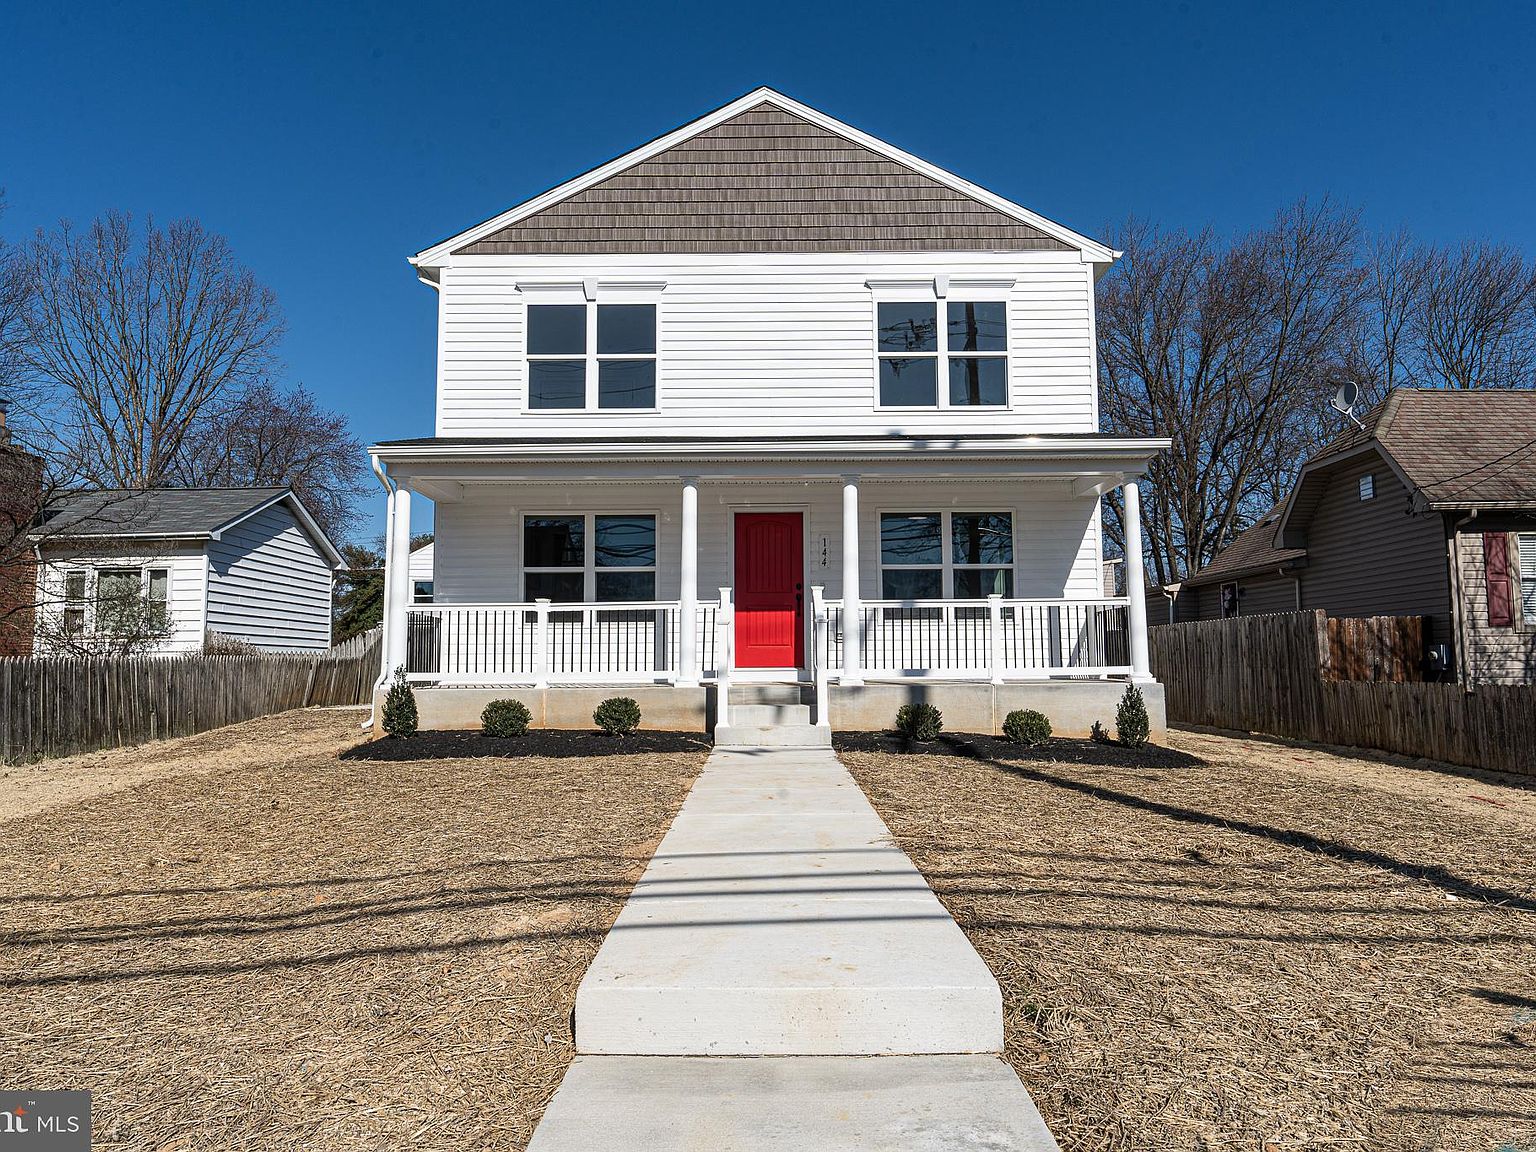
left=527, top=303, right=657, bottom=410
left=877, top=300, right=1008, bottom=408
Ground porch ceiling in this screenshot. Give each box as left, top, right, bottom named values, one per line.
left=371, top=433, right=1170, bottom=492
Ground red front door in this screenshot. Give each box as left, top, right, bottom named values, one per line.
left=734, top=512, right=804, bottom=668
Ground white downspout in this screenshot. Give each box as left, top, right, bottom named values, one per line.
left=365, top=454, right=397, bottom=728
left=1448, top=508, right=1478, bottom=688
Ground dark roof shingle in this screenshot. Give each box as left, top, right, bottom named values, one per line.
left=38, top=487, right=291, bottom=539
left=1315, top=388, right=1536, bottom=506
left=1180, top=506, right=1308, bottom=589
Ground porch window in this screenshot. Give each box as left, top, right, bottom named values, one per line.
left=527, top=303, right=657, bottom=410
left=523, top=514, right=657, bottom=603
left=879, top=512, right=1014, bottom=598
left=877, top=299, right=1007, bottom=408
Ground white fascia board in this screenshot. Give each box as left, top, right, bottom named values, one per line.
left=410, top=87, right=1116, bottom=269
left=371, top=435, right=1169, bottom=459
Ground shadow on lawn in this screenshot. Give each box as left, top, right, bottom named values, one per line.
left=945, top=739, right=1536, bottom=914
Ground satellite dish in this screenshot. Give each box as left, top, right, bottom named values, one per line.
left=1327, top=378, right=1366, bottom=430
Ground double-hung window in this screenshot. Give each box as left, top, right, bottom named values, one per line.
left=877, top=299, right=1008, bottom=408
left=879, top=512, right=1015, bottom=599
left=62, top=570, right=87, bottom=635
left=526, top=303, right=657, bottom=410
left=523, top=514, right=657, bottom=603
left=1519, top=532, right=1536, bottom=626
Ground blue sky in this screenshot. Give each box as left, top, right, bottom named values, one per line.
left=4, top=1, right=1534, bottom=540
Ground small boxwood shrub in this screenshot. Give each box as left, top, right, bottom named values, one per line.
left=1116, top=684, right=1151, bottom=749
left=594, top=696, right=642, bottom=737
left=1002, top=708, right=1052, bottom=746
left=481, top=698, right=531, bottom=739
left=1090, top=719, right=1111, bottom=744
left=895, top=702, right=943, bottom=743
left=381, top=667, right=418, bottom=738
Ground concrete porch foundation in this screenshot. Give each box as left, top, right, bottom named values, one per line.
left=829, top=679, right=1167, bottom=742
left=386, top=684, right=711, bottom=732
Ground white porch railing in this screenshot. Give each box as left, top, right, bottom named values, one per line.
left=403, top=591, right=1130, bottom=688
left=404, top=599, right=723, bottom=686
left=817, top=595, right=1133, bottom=681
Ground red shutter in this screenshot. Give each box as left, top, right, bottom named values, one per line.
left=1485, top=532, right=1513, bottom=627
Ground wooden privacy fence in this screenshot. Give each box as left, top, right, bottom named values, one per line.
left=1150, top=611, right=1536, bottom=778
left=1326, top=615, right=1425, bottom=682
left=0, top=627, right=381, bottom=762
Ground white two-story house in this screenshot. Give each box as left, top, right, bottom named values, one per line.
left=371, top=88, right=1169, bottom=741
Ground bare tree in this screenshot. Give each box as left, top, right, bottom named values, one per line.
left=20, top=212, right=284, bottom=488
left=1098, top=199, right=1365, bottom=583
left=169, top=381, right=369, bottom=541
left=1413, top=240, right=1536, bottom=389
left=1347, top=227, right=1430, bottom=400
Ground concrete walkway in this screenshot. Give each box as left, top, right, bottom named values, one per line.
left=527, top=746, right=1059, bottom=1150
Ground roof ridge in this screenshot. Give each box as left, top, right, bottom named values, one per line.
left=1374, top=390, right=1404, bottom=442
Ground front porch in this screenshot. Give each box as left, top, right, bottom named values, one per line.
left=369, top=433, right=1166, bottom=737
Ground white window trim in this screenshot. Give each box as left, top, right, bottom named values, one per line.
left=868, top=280, right=1013, bottom=413
left=876, top=509, right=1018, bottom=600
left=1359, top=473, right=1375, bottom=501
left=1517, top=531, right=1536, bottom=631
left=521, top=289, right=662, bottom=414
left=521, top=511, right=660, bottom=603
left=78, top=564, right=170, bottom=636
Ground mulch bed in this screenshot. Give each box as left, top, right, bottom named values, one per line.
left=0, top=710, right=708, bottom=1151
left=344, top=728, right=711, bottom=761
left=841, top=734, right=1536, bottom=1152
left=834, top=730, right=1203, bottom=770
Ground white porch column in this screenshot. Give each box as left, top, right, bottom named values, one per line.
left=385, top=485, right=412, bottom=677
left=841, top=474, right=863, bottom=686
left=1122, top=479, right=1152, bottom=682
left=377, top=484, right=398, bottom=677
left=677, top=476, right=699, bottom=686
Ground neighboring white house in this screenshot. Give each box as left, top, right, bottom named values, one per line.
left=408, top=542, right=434, bottom=603
left=371, top=88, right=1170, bottom=738
left=33, top=487, right=344, bottom=654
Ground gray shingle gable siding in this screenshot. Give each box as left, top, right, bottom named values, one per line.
left=459, top=105, right=1074, bottom=255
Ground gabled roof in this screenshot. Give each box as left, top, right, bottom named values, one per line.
left=1277, top=388, right=1536, bottom=548
left=1180, top=505, right=1308, bottom=589
left=36, top=487, right=345, bottom=568
left=411, top=87, right=1116, bottom=270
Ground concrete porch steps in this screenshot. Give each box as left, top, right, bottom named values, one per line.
left=525, top=1054, right=1059, bottom=1151
left=715, top=682, right=830, bottom=748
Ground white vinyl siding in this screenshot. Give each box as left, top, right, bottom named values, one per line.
left=35, top=545, right=207, bottom=654
left=205, top=503, right=335, bottom=652
left=432, top=479, right=1102, bottom=607
left=435, top=252, right=1096, bottom=437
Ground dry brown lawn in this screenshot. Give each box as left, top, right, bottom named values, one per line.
left=842, top=730, right=1536, bottom=1152
left=0, top=709, right=706, bottom=1151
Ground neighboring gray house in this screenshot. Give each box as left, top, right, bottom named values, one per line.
left=32, top=487, right=344, bottom=654
left=1177, top=389, right=1536, bottom=685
